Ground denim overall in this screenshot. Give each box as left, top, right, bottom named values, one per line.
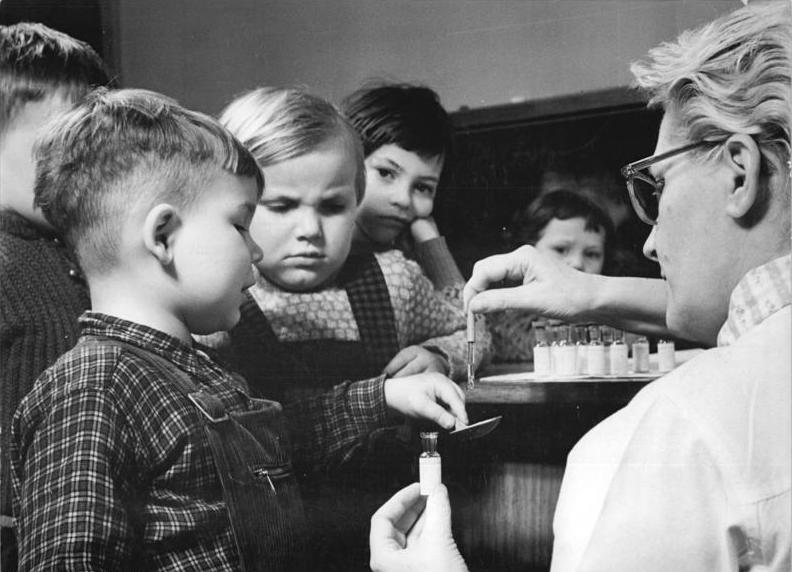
left=228, top=253, right=413, bottom=570
left=88, top=338, right=308, bottom=572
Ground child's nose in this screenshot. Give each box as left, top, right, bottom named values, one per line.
left=248, top=235, right=264, bottom=263
left=566, top=252, right=585, bottom=271
left=296, top=210, right=322, bottom=239
left=389, top=182, right=412, bottom=210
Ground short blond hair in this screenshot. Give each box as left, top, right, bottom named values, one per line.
left=220, top=86, right=366, bottom=203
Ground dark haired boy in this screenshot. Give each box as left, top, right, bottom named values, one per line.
left=341, top=81, right=492, bottom=375
left=0, top=22, right=108, bottom=570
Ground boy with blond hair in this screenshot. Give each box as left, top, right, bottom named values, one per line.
left=11, top=88, right=466, bottom=571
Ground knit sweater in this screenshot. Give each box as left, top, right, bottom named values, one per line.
left=0, top=210, right=90, bottom=518
left=227, top=250, right=488, bottom=389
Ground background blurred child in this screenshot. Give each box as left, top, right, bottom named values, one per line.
left=0, top=22, right=108, bottom=571
left=489, top=190, right=614, bottom=362
left=11, top=88, right=467, bottom=571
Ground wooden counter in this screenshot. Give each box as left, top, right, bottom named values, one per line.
left=447, top=363, right=663, bottom=572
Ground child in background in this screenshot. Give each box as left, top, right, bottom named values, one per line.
left=0, top=23, right=108, bottom=571
left=11, top=88, right=467, bottom=571
left=217, top=86, right=474, bottom=571
left=489, top=190, right=614, bottom=362
left=340, top=81, right=492, bottom=362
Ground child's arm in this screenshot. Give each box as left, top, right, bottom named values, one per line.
left=284, top=371, right=467, bottom=473
left=411, top=217, right=465, bottom=291
left=12, top=381, right=138, bottom=569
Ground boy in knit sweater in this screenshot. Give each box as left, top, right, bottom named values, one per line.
left=11, top=88, right=467, bottom=571
left=216, top=86, right=478, bottom=570
left=0, top=23, right=108, bottom=571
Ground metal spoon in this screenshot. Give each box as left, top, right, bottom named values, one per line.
left=448, top=415, right=502, bottom=441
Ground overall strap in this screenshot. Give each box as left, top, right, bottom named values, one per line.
left=79, top=336, right=308, bottom=572
left=231, top=292, right=309, bottom=399
left=341, top=253, right=400, bottom=372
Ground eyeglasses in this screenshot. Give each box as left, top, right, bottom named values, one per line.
left=620, top=140, right=720, bottom=225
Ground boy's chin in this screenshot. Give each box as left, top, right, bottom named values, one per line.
left=267, top=270, right=336, bottom=293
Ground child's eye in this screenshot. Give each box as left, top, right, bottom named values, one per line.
left=553, top=246, right=568, bottom=256
left=264, top=201, right=293, bottom=213
left=376, top=167, right=396, bottom=180
left=414, top=184, right=436, bottom=196
left=320, top=202, right=348, bottom=215
left=585, top=250, right=603, bottom=260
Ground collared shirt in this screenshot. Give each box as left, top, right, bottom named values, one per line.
left=11, top=312, right=386, bottom=571
left=551, top=255, right=791, bottom=572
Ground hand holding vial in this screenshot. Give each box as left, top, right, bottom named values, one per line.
left=369, top=483, right=469, bottom=572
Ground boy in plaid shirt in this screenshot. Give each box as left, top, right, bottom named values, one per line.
left=10, top=88, right=467, bottom=571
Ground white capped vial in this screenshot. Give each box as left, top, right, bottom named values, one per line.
left=657, top=339, right=676, bottom=372
left=533, top=321, right=552, bottom=376
left=554, top=324, right=576, bottom=377
left=587, top=325, right=606, bottom=376
left=600, top=326, right=613, bottom=375
left=632, top=336, right=650, bottom=372
left=419, top=431, right=441, bottom=495
left=575, top=325, right=588, bottom=375
left=610, top=329, right=629, bottom=376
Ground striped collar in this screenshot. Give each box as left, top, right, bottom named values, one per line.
left=717, top=254, right=791, bottom=347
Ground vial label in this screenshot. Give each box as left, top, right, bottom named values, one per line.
left=555, top=346, right=577, bottom=376
left=419, top=457, right=442, bottom=495
left=575, top=348, right=588, bottom=375
left=657, top=342, right=676, bottom=372
left=633, top=342, right=650, bottom=372
left=588, top=346, right=606, bottom=376
left=534, top=346, right=551, bottom=376
left=610, top=345, right=629, bottom=375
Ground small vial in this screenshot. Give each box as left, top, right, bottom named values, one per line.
left=610, top=329, right=629, bottom=376
left=632, top=336, right=650, bottom=373
left=532, top=321, right=551, bottom=376
left=657, top=339, right=676, bottom=372
left=587, top=325, right=606, bottom=376
left=549, top=324, right=559, bottom=376
left=600, top=326, right=613, bottom=375
left=554, top=324, right=576, bottom=377
left=575, top=325, right=588, bottom=375
left=419, top=431, right=441, bottom=495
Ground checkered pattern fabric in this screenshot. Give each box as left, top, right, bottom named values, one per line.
left=11, top=312, right=386, bottom=570
left=243, top=249, right=475, bottom=380
left=338, top=253, right=400, bottom=371
left=717, top=254, right=791, bottom=346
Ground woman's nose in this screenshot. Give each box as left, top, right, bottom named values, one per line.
left=643, top=227, right=659, bottom=262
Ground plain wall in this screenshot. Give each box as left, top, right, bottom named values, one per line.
left=114, top=0, right=737, bottom=116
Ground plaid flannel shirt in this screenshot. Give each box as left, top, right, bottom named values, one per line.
left=11, top=312, right=386, bottom=571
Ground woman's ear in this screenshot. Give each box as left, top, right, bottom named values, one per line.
left=142, top=204, right=181, bottom=265
left=722, top=134, right=762, bottom=220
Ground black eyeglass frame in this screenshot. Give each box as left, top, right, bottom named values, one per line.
left=620, top=140, right=719, bottom=225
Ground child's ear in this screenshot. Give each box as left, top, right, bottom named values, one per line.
left=142, top=204, right=181, bottom=265
left=722, top=134, right=762, bottom=220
